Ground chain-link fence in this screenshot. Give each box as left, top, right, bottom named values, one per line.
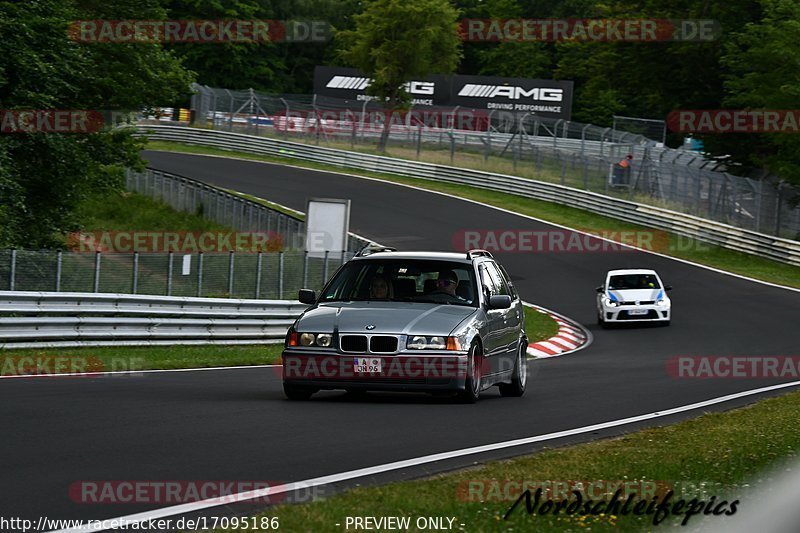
left=0, top=249, right=351, bottom=299
left=127, top=168, right=370, bottom=253
left=174, top=84, right=800, bottom=240
left=0, top=169, right=371, bottom=298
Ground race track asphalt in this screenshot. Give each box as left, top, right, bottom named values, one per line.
left=2, top=150, right=797, bottom=527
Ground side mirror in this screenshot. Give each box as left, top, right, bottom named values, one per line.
left=595, top=285, right=604, bottom=293
left=488, top=294, right=512, bottom=309
left=664, top=285, right=673, bottom=292
left=298, top=289, right=316, bottom=304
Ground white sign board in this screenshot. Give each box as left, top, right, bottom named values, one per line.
left=305, top=198, right=350, bottom=257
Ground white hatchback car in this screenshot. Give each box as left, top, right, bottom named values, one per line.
left=596, top=269, right=672, bottom=327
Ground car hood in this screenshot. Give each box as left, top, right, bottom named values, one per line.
left=298, top=301, right=478, bottom=335
left=607, top=288, right=664, bottom=303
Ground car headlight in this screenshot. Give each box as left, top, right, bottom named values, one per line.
left=656, top=299, right=668, bottom=306
left=605, top=298, right=619, bottom=307
left=298, top=332, right=334, bottom=347
left=407, top=335, right=461, bottom=350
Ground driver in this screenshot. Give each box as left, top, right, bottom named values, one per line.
left=436, top=270, right=459, bottom=297
left=369, top=275, right=392, bottom=299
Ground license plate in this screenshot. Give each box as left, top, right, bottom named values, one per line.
left=354, top=357, right=382, bottom=373
left=628, top=309, right=648, bottom=315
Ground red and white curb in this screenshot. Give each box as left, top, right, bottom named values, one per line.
left=523, top=302, right=592, bottom=359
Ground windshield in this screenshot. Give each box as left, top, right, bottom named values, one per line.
left=608, top=274, right=661, bottom=290
left=319, top=259, right=478, bottom=307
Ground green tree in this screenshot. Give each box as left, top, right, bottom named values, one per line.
left=0, top=0, right=193, bottom=248
left=338, top=0, right=462, bottom=151
left=164, top=0, right=285, bottom=92
left=721, top=0, right=800, bottom=188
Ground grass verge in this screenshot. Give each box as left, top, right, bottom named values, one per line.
left=0, top=344, right=283, bottom=375
left=212, top=388, right=800, bottom=532
left=524, top=306, right=560, bottom=343
left=72, top=189, right=226, bottom=236
left=145, top=140, right=800, bottom=289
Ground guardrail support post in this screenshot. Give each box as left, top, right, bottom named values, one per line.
left=93, top=252, right=101, bottom=293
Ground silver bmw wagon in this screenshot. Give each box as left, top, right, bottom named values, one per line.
left=282, top=248, right=528, bottom=402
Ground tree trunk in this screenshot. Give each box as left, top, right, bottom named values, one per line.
left=378, top=108, right=392, bottom=152
left=377, top=96, right=397, bottom=153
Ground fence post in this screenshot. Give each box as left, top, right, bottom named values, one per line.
left=775, top=181, right=784, bottom=237
left=167, top=251, right=174, bottom=296
left=9, top=249, right=16, bottom=291
left=55, top=250, right=62, bottom=292
left=93, top=251, right=101, bottom=293
left=323, top=250, right=329, bottom=284
left=227, top=251, right=235, bottom=297
left=302, top=251, right=309, bottom=288
left=755, top=179, right=763, bottom=234
left=278, top=251, right=284, bottom=299
left=132, top=252, right=139, bottom=294
left=255, top=252, right=263, bottom=298
left=197, top=252, right=204, bottom=297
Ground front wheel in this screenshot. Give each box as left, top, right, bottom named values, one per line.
left=458, top=342, right=483, bottom=404
left=499, top=342, right=528, bottom=397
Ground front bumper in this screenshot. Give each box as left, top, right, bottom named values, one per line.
left=601, top=304, right=670, bottom=322
left=282, top=351, right=469, bottom=391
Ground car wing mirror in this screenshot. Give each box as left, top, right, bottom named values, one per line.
left=664, top=285, right=673, bottom=291
left=298, top=289, right=316, bottom=304
left=595, top=285, right=605, bottom=293
left=488, top=295, right=512, bottom=309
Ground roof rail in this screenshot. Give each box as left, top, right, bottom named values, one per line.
left=355, top=244, right=398, bottom=257
left=466, top=249, right=493, bottom=260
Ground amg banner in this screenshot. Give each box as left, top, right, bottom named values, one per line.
left=313, top=66, right=573, bottom=120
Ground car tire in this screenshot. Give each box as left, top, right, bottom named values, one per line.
left=499, top=342, right=527, bottom=398
left=284, top=383, right=315, bottom=401
left=598, top=312, right=609, bottom=329
left=660, top=320, right=671, bottom=327
left=458, top=342, right=483, bottom=404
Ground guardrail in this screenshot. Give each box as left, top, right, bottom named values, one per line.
left=0, top=291, right=305, bottom=349
left=138, top=125, right=800, bottom=267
